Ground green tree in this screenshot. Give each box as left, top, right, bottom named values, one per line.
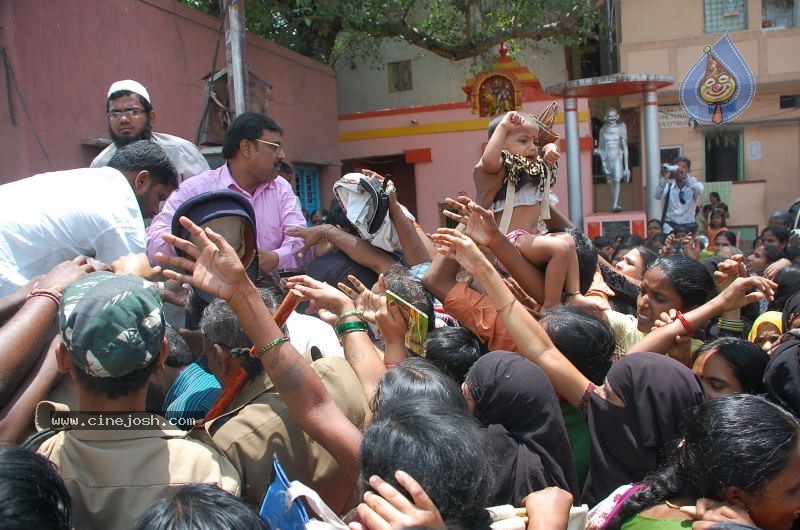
left=182, top=0, right=605, bottom=66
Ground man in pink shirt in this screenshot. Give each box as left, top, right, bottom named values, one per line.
left=147, top=113, right=306, bottom=273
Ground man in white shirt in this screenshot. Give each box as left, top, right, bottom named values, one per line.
left=91, top=79, right=209, bottom=181
left=0, top=141, right=178, bottom=297
left=654, top=156, right=704, bottom=234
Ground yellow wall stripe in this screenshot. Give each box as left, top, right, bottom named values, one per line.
left=339, top=111, right=589, bottom=142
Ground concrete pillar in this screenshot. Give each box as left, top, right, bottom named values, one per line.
left=643, top=89, right=662, bottom=221
left=564, top=96, right=583, bottom=227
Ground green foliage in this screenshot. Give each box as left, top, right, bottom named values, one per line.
left=180, top=0, right=605, bottom=65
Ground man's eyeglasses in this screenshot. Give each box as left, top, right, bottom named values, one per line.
left=255, top=139, right=285, bottom=154
left=678, top=188, right=686, bottom=205
left=107, top=108, right=146, bottom=119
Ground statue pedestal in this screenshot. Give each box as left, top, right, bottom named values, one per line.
left=584, top=211, right=647, bottom=242
left=593, top=179, right=635, bottom=213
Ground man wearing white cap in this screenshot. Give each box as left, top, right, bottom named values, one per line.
left=91, top=79, right=210, bottom=181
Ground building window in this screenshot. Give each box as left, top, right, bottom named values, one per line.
left=704, top=0, right=747, bottom=32
left=295, top=164, right=320, bottom=214
left=780, top=94, right=800, bottom=108
left=705, top=130, right=742, bottom=182
left=388, top=60, right=413, bottom=92
left=763, top=0, right=797, bottom=28
left=660, top=146, right=683, bottom=169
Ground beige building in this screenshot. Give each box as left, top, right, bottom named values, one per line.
left=618, top=0, right=800, bottom=240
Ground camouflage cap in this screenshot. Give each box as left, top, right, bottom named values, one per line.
left=59, top=272, right=165, bottom=378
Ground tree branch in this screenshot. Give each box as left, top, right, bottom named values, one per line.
left=366, top=0, right=603, bottom=61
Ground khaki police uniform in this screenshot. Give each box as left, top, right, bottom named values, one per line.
left=205, top=357, right=368, bottom=509
left=36, top=402, right=241, bottom=530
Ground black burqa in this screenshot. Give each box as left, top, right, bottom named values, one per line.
left=764, top=331, right=800, bottom=418
left=466, top=351, right=579, bottom=506
left=582, top=352, right=705, bottom=507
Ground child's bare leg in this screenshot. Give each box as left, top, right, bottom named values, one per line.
left=515, top=234, right=568, bottom=309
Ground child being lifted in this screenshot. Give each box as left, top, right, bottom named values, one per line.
left=473, top=109, right=600, bottom=311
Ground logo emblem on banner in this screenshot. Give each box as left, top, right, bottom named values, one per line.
left=679, top=33, right=755, bottom=125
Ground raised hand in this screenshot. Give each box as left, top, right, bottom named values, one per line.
left=716, top=275, right=776, bottom=314
left=712, top=254, right=746, bottom=293
left=284, top=224, right=332, bottom=258
left=431, top=228, right=491, bottom=277
left=375, top=296, right=409, bottom=346
left=155, top=216, right=250, bottom=302
left=285, top=275, right=355, bottom=325
left=442, top=196, right=502, bottom=248
left=541, top=143, right=560, bottom=168
left=338, top=274, right=384, bottom=323
left=349, top=471, right=446, bottom=530
left=680, top=233, right=701, bottom=261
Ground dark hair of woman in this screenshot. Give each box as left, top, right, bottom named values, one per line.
left=648, top=254, right=716, bottom=310
left=715, top=230, right=738, bottom=247
left=757, top=243, right=785, bottom=267
left=370, top=357, right=466, bottom=418
left=424, top=326, right=484, bottom=383
left=691, top=337, right=770, bottom=395
left=770, top=265, right=800, bottom=313
left=611, top=234, right=646, bottom=263
left=608, top=394, right=800, bottom=530
left=539, top=305, right=615, bottom=385
left=360, top=398, right=494, bottom=529
left=0, top=446, right=72, bottom=530
left=134, top=483, right=268, bottom=530
left=761, top=225, right=790, bottom=246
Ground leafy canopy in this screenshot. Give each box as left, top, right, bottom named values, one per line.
left=182, top=0, right=605, bottom=66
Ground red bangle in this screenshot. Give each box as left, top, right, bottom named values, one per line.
left=675, top=311, right=694, bottom=336
left=384, top=361, right=401, bottom=368
left=26, top=288, right=62, bottom=306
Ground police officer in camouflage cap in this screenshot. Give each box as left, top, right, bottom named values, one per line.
left=37, top=271, right=240, bottom=529
left=59, top=271, right=165, bottom=380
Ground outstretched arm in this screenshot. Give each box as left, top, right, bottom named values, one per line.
left=0, top=258, right=94, bottom=406
left=286, top=224, right=396, bottom=274
left=285, top=274, right=386, bottom=405
left=157, top=218, right=362, bottom=473
left=480, top=112, right=520, bottom=174
left=443, top=196, right=545, bottom=303
left=431, top=228, right=590, bottom=407
left=628, top=275, right=775, bottom=357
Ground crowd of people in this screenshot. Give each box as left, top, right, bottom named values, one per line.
left=1, top=85, right=800, bottom=530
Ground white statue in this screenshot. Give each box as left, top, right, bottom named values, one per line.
left=594, top=108, right=630, bottom=212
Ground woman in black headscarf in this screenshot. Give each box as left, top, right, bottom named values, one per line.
left=764, top=337, right=800, bottom=418
left=781, top=291, right=800, bottom=332
left=463, top=351, right=579, bottom=506
left=582, top=353, right=705, bottom=506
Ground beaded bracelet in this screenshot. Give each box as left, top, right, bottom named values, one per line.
left=336, top=320, right=368, bottom=337
left=675, top=311, right=694, bottom=336
left=27, top=288, right=62, bottom=306
left=255, top=336, right=289, bottom=358
left=335, top=311, right=365, bottom=326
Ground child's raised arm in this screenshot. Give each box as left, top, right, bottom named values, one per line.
left=480, top=111, right=523, bottom=174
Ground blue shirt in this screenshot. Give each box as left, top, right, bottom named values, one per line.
left=163, top=363, right=221, bottom=430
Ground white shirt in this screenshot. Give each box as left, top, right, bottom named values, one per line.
left=91, top=132, right=210, bottom=181
left=285, top=311, right=344, bottom=359
left=0, top=167, right=146, bottom=296
left=654, top=174, right=704, bottom=230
